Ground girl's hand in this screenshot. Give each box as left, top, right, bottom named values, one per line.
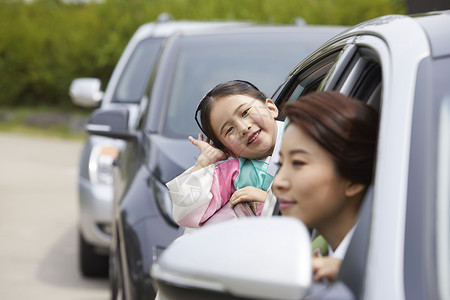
left=312, top=257, right=342, bottom=282
left=229, top=186, right=267, bottom=207
left=189, top=134, right=228, bottom=171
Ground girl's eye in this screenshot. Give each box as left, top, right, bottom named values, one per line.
left=242, top=108, right=250, bottom=117
left=225, top=127, right=233, bottom=136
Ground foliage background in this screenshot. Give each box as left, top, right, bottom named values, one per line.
left=0, top=0, right=405, bottom=110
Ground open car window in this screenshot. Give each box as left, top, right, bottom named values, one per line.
left=276, top=40, right=384, bottom=299
left=327, top=45, right=383, bottom=299
left=274, top=50, right=342, bottom=120
left=273, top=40, right=382, bottom=120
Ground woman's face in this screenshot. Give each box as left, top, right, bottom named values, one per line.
left=210, top=95, right=278, bottom=159
left=272, top=124, right=353, bottom=231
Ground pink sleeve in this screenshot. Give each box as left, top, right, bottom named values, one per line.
left=174, top=159, right=240, bottom=228
left=199, top=159, right=240, bottom=224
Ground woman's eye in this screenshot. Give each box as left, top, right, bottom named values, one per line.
left=292, top=160, right=305, bottom=166
left=242, top=108, right=250, bottom=117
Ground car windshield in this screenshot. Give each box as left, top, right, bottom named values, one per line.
left=162, top=30, right=330, bottom=138
left=114, top=37, right=164, bottom=103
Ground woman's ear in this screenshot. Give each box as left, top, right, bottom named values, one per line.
left=265, top=99, right=279, bottom=118
left=345, top=182, right=366, bottom=198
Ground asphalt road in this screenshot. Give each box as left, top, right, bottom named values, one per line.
left=0, top=133, right=109, bottom=299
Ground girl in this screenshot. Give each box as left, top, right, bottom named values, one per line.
left=167, top=80, right=283, bottom=228
left=272, top=91, right=378, bottom=282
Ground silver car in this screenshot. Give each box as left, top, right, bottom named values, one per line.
left=151, top=10, right=450, bottom=300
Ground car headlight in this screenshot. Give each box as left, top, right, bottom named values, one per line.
left=88, top=144, right=119, bottom=185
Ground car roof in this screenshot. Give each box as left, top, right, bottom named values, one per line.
left=412, top=10, right=450, bottom=58
left=131, top=19, right=253, bottom=41
left=173, top=23, right=348, bottom=37
left=326, top=10, right=450, bottom=59
left=131, top=14, right=347, bottom=43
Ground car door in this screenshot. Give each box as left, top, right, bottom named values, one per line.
left=403, top=52, right=450, bottom=300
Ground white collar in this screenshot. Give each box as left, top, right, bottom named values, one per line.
left=266, top=120, right=285, bottom=176
left=328, top=224, right=356, bottom=259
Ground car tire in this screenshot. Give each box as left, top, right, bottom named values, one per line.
left=79, top=231, right=109, bottom=277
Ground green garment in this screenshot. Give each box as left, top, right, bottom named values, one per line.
left=312, top=235, right=329, bottom=257
left=234, top=157, right=274, bottom=191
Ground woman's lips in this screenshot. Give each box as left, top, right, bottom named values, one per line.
left=247, top=129, right=261, bottom=145
left=278, top=198, right=295, bottom=211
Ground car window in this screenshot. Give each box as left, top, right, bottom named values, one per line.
left=113, top=37, right=164, bottom=103
left=161, top=31, right=335, bottom=138
left=275, top=50, right=341, bottom=120
left=273, top=41, right=383, bottom=121
left=329, top=46, right=382, bottom=297
left=333, top=46, right=382, bottom=109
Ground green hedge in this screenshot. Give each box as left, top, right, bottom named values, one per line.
left=0, top=0, right=405, bottom=109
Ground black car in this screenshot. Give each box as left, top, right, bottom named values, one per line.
left=69, top=16, right=250, bottom=277
left=87, top=24, right=345, bottom=299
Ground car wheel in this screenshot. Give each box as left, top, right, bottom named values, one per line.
left=110, top=231, right=126, bottom=300
left=79, top=231, right=109, bottom=277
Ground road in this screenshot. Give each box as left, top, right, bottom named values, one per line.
left=0, top=133, right=109, bottom=299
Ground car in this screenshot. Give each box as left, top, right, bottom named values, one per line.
left=85, top=24, right=346, bottom=299
left=69, top=14, right=250, bottom=277
left=149, top=9, right=450, bottom=300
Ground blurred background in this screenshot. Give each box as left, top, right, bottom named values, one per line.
left=0, top=0, right=448, bottom=136
left=0, top=0, right=435, bottom=137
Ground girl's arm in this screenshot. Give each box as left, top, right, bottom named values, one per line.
left=229, top=186, right=268, bottom=207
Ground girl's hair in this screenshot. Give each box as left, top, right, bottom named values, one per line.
left=284, top=91, right=379, bottom=185
left=195, top=80, right=267, bottom=150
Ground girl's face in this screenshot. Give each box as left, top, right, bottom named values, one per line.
left=272, top=124, right=358, bottom=233
left=210, top=95, right=279, bottom=159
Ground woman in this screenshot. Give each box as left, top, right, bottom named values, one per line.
left=272, top=91, right=378, bottom=281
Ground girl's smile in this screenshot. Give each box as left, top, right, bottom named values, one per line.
left=247, top=129, right=261, bottom=145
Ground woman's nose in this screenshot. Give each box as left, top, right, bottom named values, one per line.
left=272, top=171, right=289, bottom=192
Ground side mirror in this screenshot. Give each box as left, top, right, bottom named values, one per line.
left=69, top=78, right=103, bottom=108
left=86, top=108, right=137, bottom=140
left=151, top=217, right=312, bottom=300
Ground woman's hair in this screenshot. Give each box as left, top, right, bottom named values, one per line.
left=284, top=91, right=379, bottom=185
left=195, top=80, right=267, bottom=150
